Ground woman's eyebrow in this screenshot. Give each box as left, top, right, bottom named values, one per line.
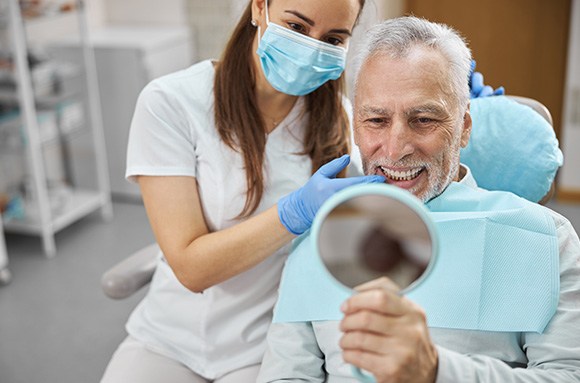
left=285, top=10, right=315, bottom=26
left=329, top=28, right=352, bottom=36
left=284, top=10, right=352, bottom=36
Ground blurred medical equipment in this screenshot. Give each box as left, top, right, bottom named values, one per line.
left=101, top=95, right=560, bottom=300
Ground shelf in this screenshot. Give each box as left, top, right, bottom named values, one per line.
left=22, top=9, right=78, bottom=26
left=0, top=6, right=78, bottom=34
left=3, top=189, right=107, bottom=235
left=0, top=103, right=85, bottom=146
left=2, top=0, right=113, bottom=256
left=0, top=88, right=80, bottom=107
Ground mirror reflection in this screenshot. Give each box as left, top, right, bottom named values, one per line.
left=317, top=193, right=434, bottom=292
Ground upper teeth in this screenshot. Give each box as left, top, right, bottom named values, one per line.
left=381, top=167, right=422, bottom=181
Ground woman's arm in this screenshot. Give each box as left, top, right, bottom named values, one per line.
left=139, top=175, right=293, bottom=292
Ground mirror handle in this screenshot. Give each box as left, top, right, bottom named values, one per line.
left=351, top=366, right=376, bottom=382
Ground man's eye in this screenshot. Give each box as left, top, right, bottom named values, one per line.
left=366, top=118, right=385, bottom=124
left=416, top=117, right=434, bottom=124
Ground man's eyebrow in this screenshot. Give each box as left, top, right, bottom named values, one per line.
left=405, top=104, right=447, bottom=116
left=284, top=10, right=352, bottom=36
left=358, top=105, right=391, bottom=116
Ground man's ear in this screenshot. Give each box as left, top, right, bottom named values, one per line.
left=460, top=104, right=472, bottom=148
left=352, top=99, right=360, bottom=146
left=251, top=0, right=267, bottom=28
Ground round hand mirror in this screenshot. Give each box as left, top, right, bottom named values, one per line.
left=312, top=183, right=438, bottom=293
left=311, top=184, right=439, bottom=382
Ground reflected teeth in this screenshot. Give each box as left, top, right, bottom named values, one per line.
left=381, top=167, right=422, bottom=181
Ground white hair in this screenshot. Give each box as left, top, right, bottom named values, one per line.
left=353, top=16, right=472, bottom=111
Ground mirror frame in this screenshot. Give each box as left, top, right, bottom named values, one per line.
left=311, top=183, right=440, bottom=294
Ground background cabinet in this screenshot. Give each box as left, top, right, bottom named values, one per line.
left=0, top=0, right=112, bottom=257
left=49, top=25, right=194, bottom=200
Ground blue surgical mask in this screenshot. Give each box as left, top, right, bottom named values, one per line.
left=256, top=0, right=347, bottom=96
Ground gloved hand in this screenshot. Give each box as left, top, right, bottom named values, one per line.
left=469, top=60, right=505, bottom=98
left=278, top=154, right=385, bottom=235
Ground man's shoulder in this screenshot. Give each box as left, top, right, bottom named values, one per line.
left=538, top=204, right=573, bottom=231
left=473, top=185, right=572, bottom=231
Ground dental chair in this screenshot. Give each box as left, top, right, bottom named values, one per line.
left=101, top=95, right=562, bottom=300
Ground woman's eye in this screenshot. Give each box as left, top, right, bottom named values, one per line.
left=326, top=36, right=343, bottom=46
left=288, top=22, right=306, bottom=33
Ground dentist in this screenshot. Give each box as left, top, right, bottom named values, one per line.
left=101, top=1, right=381, bottom=382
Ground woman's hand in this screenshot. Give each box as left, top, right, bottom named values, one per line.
left=277, top=155, right=385, bottom=235
left=469, top=60, right=505, bottom=98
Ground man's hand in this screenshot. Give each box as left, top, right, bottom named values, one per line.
left=339, top=277, right=438, bottom=383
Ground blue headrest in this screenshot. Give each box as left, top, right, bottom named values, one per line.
left=461, top=96, right=563, bottom=203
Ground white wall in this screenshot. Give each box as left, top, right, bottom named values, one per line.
left=85, top=0, right=107, bottom=27
left=187, top=0, right=242, bottom=61
left=377, top=0, right=405, bottom=20
left=342, top=0, right=405, bottom=97
left=559, top=0, right=580, bottom=193
left=102, top=0, right=188, bottom=26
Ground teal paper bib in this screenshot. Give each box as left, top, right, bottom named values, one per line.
left=273, top=183, right=559, bottom=333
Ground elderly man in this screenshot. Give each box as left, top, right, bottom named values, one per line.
left=257, top=16, right=580, bottom=383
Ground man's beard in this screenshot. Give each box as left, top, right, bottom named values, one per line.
left=362, top=137, right=462, bottom=202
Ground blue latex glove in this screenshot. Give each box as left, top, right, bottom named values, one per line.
left=278, top=154, right=385, bottom=235
left=469, top=60, right=505, bottom=99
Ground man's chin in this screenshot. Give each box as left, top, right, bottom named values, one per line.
left=416, top=180, right=453, bottom=203
left=410, top=187, right=430, bottom=203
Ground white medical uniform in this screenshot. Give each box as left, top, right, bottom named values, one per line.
left=124, top=59, right=314, bottom=379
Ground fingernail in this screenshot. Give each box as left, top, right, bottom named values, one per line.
left=341, top=301, right=347, bottom=312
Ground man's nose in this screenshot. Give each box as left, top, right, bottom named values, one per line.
left=384, top=121, right=414, bottom=161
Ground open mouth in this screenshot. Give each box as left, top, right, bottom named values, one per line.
left=380, top=166, right=424, bottom=182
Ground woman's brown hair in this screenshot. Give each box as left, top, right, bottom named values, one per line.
left=214, top=0, right=365, bottom=218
